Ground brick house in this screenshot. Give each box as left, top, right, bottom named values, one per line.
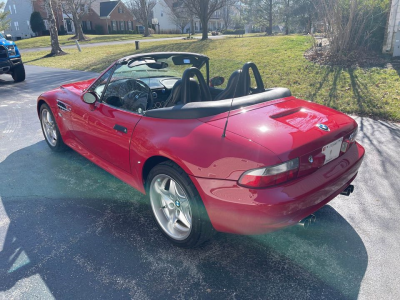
left=3, top=0, right=137, bottom=39
left=70, top=0, right=137, bottom=35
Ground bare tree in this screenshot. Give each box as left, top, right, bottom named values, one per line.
left=182, top=0, right=229, bottom=40
left=126, top=0, right=156, bottom=36
left=61, top=0, right=95, bottom=41
left=44, top=0, right=65, bottom=56
left=245, top=0, right=278, bottom=35
left=0, top=3, right=10, bottom=32
left=221, top=3, right=232, bottom=29
left=163, top=1, right=190, bottom=33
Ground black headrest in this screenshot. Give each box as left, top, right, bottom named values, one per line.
left=215, top=70, right=242, bottom=100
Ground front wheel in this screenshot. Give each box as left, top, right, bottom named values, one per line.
left=11, top=64, right=25, bottom=82
left=40, top=103, right=67, bottom=152
left=147, top=161, right=214, bottom=248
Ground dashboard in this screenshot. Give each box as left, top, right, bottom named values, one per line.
left=138, top=77, right=180, bottom=109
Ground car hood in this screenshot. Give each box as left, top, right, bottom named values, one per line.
left=0, top=38, right=16, bottom=47
left=205, top=98, right=357, bottom=162
left=60, top=78, right=96, bottom=94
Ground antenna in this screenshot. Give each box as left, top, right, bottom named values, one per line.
left=222, top=68, right=244, bottom=138
left=222, top=97, right=234, bottom=137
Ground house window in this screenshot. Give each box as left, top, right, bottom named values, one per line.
left=118, top=7, right=124, bottom=13
left=112, top=21, right=117, bottom=31
left=13, top=4, right=16, bottom=14
left=87, top=21, right=91, bottom=30
left=120, top=21, right=125, bottom=30
left=128, top=21, right=132, bottom=31
left=14, top=21, right=19, bottom=31
left=9, top=5, right=12, bottom=14
left=27, top=20, right=30, bottom=30
left=44, top=20, right=49, bottom=30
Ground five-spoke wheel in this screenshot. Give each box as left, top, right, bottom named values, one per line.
left=147, top=161, right=214, bottom=247
left=40, top=103, right=67, bottom=151
left=150, top=174, right=192, bottom=240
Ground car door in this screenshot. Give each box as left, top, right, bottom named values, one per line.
left=71, top=65, right=148, bottom=174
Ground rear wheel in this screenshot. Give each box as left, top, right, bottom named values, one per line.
left=11, top=64, right=25, bottom=82
left=40, top=103, right=67, bottom=152
left=147, top=161, right=214, bottom=248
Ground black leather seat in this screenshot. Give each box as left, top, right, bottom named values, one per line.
left=164, top=67, right=211, bottom=107
left=214, top=70, right=242, bottom=100
left=164, top=78, right=201, bottom=107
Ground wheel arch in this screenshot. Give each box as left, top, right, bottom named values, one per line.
left=141, top=155, right=191, bottom=192
left=37, top=99, right=48, bottom=118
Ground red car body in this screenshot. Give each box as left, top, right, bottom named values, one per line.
left=37, top=53, right=365, bottom=236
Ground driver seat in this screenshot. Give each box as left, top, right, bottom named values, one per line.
left=164, top=78, right=201, bottom=107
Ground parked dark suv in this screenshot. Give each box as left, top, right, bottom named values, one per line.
left=0, top=33, right=25, bottom=82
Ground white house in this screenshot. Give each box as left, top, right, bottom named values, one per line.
left=383, top=0, right=400, bottom=56
left=3, top=0, right=35, bottom=39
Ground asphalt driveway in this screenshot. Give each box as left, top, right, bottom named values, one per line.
left=0, top=66, right=399, bottom=299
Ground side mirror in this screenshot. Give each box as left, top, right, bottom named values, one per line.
left=210, top=76, right=225, bottom=87
left=83, top=91, right=98, bottom=104
left=5, top=34, right=12, bottom=41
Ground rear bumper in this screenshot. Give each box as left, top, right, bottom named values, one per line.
left=191, top=142, right=365, bottom=234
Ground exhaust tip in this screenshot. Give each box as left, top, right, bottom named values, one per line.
left=297, top=214, right=316, bottom=229
left=340, top=184, right=355, bottom=196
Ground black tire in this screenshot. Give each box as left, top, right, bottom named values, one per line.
left=147, top=161, right=215, bottom=248
left=11, top=64, right=25, bottom=82
left=39, top=103, right=68, bottom=152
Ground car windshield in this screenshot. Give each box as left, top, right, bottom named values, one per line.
left=0, top=33, right=4, bottom=39
left=114, top=55, right=207, bottom=87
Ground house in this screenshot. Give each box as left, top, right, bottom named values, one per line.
left=383, top=0, right=400, bottom=56
left=3, top=0, right=136, bottom=40
left=70, top=0, right=137, bottom=35
left=152, top=0, right=225, bottom=34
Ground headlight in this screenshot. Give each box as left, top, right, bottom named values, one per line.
left=6, top=45, right=16, bottom=56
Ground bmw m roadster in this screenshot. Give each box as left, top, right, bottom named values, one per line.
left=37, top=52, right=365, bottom=247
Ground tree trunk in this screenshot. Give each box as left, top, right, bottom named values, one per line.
left=201, top=17, right=208, bottom=40
left=72, top=9, right=86, bottom=41
left=285, top=0, right=289, bottom=35
left=44, top=0, right=65, bottom=56
left=268, top=0, right=273, bottom=35
left=144, top=23, right=149, bottom=36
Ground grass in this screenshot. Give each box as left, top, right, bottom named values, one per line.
left=21, top=35, right=400, bottom=122
left=15, top=34, right=186, bottom=50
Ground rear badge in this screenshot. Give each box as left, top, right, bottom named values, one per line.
left=317, top=124, right=330, bottom=131
left=308, top=155, right=313, bottom=163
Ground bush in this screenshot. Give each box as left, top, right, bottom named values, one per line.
left=222, top=29, right=245, bottom=35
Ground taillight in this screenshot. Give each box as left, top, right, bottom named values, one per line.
left=238, top=158, right=299, bottom=188
left=341, top=127, right=358, bottom=153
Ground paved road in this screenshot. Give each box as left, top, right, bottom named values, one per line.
left=20, top=35, right=226, bottom=53
left=0, top=66, right=399, bottom=299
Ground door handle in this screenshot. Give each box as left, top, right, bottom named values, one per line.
left=113, top=124, right=128, bottom=134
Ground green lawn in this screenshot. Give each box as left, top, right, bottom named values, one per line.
left=21, top=35, right=400, bottom=121
left=15, top=34, right=186, bottom=50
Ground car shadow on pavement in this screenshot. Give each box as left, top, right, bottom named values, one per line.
left=0, top=142, right=368, bottom=299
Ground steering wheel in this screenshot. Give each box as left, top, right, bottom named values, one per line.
left=122, top=79, right=154, bottom=112
left=181, top=67, right=212, bottom=104
left=241, top=62, right=265, bottom=95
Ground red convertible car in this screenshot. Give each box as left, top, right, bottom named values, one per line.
left=37, top=52, right=365, bottom=247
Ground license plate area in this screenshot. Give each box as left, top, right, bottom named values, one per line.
left=322, top=137, right=343, bottom=165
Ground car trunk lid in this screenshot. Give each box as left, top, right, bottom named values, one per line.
left=206, top=98, right=357, bottom=175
